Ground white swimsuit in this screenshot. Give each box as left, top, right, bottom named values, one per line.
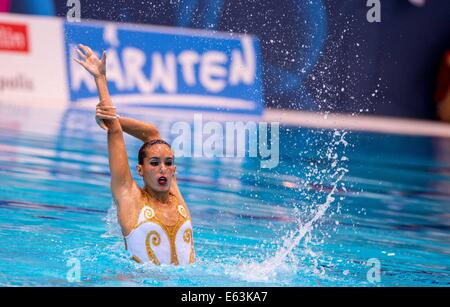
left=124, top=200, right=195, bottom=265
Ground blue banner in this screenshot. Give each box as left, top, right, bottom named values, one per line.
left=64, top=22, right=263, bottom=115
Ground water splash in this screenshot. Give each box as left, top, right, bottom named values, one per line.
left=228, top=130, right=349, bottom=283
left=102, top=202, right=122, bottom=238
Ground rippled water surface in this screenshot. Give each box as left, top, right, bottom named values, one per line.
left=0, top=106, right=449, bottom=286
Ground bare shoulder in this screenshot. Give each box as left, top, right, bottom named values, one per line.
left=171, top=174, right=186, bottom=205
left=171, top=175, right=193, bottom=218
left=113, top=180, right=144, bottom=206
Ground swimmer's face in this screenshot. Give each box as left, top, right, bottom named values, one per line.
left=137, top=144, right=176, bottom=193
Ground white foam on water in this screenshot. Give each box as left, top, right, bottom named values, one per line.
left=102, top=202, right=122, bottom=238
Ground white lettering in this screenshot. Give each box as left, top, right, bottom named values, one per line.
left=200, top=51, right=227, bottom=93
left=149, top=52, right=177, bottom=93
left=178, top=50, right=200, bottom=86
left=366, top=0, right=381, bottom=23
left=229, top=36, right=256, bottom=85
left=105, top=48, right=126, bottom=90
left=123, top=47, right=151, bottom=92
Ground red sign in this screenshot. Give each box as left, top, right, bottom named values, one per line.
left=0, top=22, right=29, bottom=53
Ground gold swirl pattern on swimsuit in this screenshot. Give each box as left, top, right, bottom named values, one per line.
left=145, top=230, right=161, bottom=265
left=144, top=207, right=155, bottom=220
left=177, top=205, right=187, bottom=218
left=183, top=228, right=195, bottom=264
left=132, top=255, right=143, bottom=263
left=189, top=246, right=195, bottom=264
left=183, top=228, right=192, bottom=244
left=126, top=189, right=195, bottom=265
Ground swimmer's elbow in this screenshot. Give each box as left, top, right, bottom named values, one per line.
left=143, top=129, right=161, bottom=143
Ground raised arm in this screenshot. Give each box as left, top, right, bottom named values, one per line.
left=95, top=107, right=161, bottom=142
left=94, top=103, right=160, bottom=142
left=75, top=44, right=139, bottom=201
left=119, top=117, right=161, bottom=142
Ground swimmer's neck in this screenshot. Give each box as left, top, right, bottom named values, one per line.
left=144, top=186, right=170, bottom=204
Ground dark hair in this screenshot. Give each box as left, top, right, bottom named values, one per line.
left=138, top=139, right=172, bottom=165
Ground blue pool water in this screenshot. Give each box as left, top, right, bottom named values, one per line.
left=0, top=106, right=449, bottom=286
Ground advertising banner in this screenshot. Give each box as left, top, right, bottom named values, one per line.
left=0, top=13, right=68, bottom=107
left=0, top=13, right=263, bottom=117
left=64, top=21, right=263, bottom=115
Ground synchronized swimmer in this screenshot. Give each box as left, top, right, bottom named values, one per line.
left=75, top=44, right=195, bottom=265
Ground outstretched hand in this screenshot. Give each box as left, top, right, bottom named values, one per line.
left=74, top=44, right=106, bottom=78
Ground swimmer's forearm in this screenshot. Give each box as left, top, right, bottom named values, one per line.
left=119, top=117, right=161, bottom=142
left=94, top=75, right=160, bottom=141
left=107, top=124, right=134, bottom=189
left=94, top=74, right=131, bottom=182
left=96, top=80, right=132, bottom=186
left=95, top=75, right=112, bottom=106
left=94, top=75, right=122, bottom=131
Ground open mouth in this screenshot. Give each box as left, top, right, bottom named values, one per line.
left=158, top=176, right=168, bottom=185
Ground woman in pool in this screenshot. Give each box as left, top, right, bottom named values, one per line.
left=75, top=44, right=195, bottom=265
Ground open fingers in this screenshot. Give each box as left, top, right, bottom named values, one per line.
left=78, top=44, right=93, bottom=57
left=85, top=45, right=94, bottom=54
left=101, top=51, right=107, bottom=64
left=73, top=57, right=87, bottom=68
left=76, top=49, right=87, bottom=61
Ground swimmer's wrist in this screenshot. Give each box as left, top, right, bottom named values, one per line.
left=107, top=122, right=123, bottom=134
left=94, top=74, right=107, bottom=81
left=98, top=98, right=114, bottom=106
left=94, top=75, right=107, bottom=87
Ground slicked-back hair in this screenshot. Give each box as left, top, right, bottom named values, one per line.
left=138, top=139, right=172, bottom=165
